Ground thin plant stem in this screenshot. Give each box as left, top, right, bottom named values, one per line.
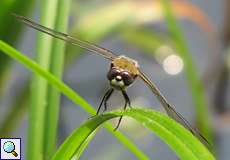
left=43, top=0, right=70, bottom=158
left=27, top=0, right=59, bottom=159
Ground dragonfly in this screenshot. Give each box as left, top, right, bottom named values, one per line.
left=12, top=13, right=209, bottom=146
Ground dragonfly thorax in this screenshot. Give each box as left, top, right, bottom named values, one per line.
left=112, top=55, right=139, bottom=75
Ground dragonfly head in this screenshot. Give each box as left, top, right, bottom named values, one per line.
left=107, top=65, right=137, bottom=89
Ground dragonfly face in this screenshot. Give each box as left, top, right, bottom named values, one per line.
left=107, top=56, right=139, bottom=90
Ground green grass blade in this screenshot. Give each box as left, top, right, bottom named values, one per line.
left=160, top=0, right=212, bottom=143
left=52, top=108, right=215, bottom=160
left=0, top=40, right=149, bottom=160
left=27, top=0, right=59, bottom=159
left=71, top=130, right=97, bottom=160
left=44, top=0, right=70, bottom=158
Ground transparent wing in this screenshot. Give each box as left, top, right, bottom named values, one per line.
left=138, top=69, right=210, bottom=146
left=12, top=13, right=117, bottom=61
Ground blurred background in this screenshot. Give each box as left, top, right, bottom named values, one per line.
left=0, top=0, right=229, bottom=159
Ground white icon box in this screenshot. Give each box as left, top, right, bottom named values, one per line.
left=0, top=138, right=21, bottom=160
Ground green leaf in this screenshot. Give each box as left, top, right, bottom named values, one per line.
left=71, top=130, right=97, bottom=160
left=52, top=108, right=215, bottom=160
left=0, top=40, right=148, bottom=160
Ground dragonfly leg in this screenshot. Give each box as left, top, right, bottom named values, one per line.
left=121, top=89, right=131, bottom=108
left=103, top=88, right=114, bottom=112
left=96, top=88, right=113, bottom=115
left=114, top=90, right=130, bottom=130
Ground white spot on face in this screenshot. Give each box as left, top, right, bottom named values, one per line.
left=116, top=75, right=122, bottom=80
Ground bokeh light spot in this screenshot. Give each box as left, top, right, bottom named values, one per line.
left=163, top=54, right=184, bottom=75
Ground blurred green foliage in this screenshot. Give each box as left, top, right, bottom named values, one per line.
left=0, top=0, right=35, bottom=93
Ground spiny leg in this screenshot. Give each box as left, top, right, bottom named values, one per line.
left=114, top=90, right=131, bottom=130
left=96, top=88, right=114, bottom=115
left=103, top=88, right=114, bottom=112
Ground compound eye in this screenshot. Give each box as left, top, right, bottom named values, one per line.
left=121, top=71, right=134, bottom=86
left=107, top=68, right=121, bottom=80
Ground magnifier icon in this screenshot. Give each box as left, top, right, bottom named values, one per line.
left=3, top=141, right=18, bottom=157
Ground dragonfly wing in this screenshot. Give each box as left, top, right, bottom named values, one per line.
left=138, top=69, right=210, bottom=146
left=12, top=13, right=117, bottom=61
